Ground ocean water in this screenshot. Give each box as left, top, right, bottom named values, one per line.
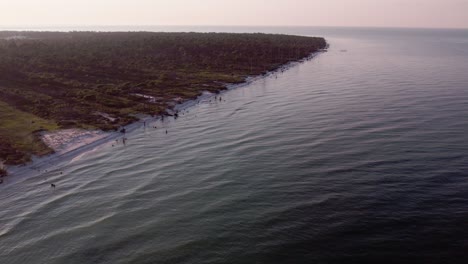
left=1, top=27, right=468, bottom=263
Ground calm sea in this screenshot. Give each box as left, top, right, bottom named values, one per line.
left=1, top=26, right=468, bottom=263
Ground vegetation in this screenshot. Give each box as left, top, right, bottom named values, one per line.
left=0, top=31, right=326, bottom=165
left=0, top=101, right=58, bottom=164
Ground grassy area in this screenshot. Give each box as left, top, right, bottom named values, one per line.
left=0, top=101, right=58, bottom=165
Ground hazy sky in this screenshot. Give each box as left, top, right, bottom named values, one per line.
left=1, top=0, right=467, bottom=29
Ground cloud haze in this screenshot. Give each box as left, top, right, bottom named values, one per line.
left=1, top=0, right=467, bottom=28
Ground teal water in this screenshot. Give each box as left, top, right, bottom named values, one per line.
left=1, top=27, right=468, bottom=263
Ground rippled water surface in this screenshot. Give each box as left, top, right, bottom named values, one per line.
left=1, top=27, right=468, bottom=263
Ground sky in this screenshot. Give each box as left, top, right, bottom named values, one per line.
left=0, top=0, right=467, bottom=29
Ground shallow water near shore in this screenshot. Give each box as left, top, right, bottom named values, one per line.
left=1, top=27, right=468, bottom=263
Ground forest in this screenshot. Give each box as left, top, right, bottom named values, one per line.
left=0, top=31, right=326, bottom=166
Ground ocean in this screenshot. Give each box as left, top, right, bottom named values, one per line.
left=1, top=26, right=468, bottom=263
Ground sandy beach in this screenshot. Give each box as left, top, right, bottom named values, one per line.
left=41, top=129, right=108, bottom=155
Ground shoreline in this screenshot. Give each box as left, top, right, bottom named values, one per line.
left=4, top=50, right=325, bottom=180
left=0, top=32, right=327, bottom=168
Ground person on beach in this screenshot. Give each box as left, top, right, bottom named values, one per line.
left=51, top=183, right=56, bottom=188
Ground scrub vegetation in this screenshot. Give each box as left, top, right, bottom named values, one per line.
left=0, top=31, right=326, bottom=165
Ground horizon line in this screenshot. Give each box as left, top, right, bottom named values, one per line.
left=1, top=24, right=467, bottom=31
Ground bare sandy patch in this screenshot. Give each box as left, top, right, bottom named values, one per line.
left=41, top=129, right=108, bottom=154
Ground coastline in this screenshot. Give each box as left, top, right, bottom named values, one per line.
left=4, top=50, right=325, bottom=180
left=0, top=32, right=327, bottom=167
